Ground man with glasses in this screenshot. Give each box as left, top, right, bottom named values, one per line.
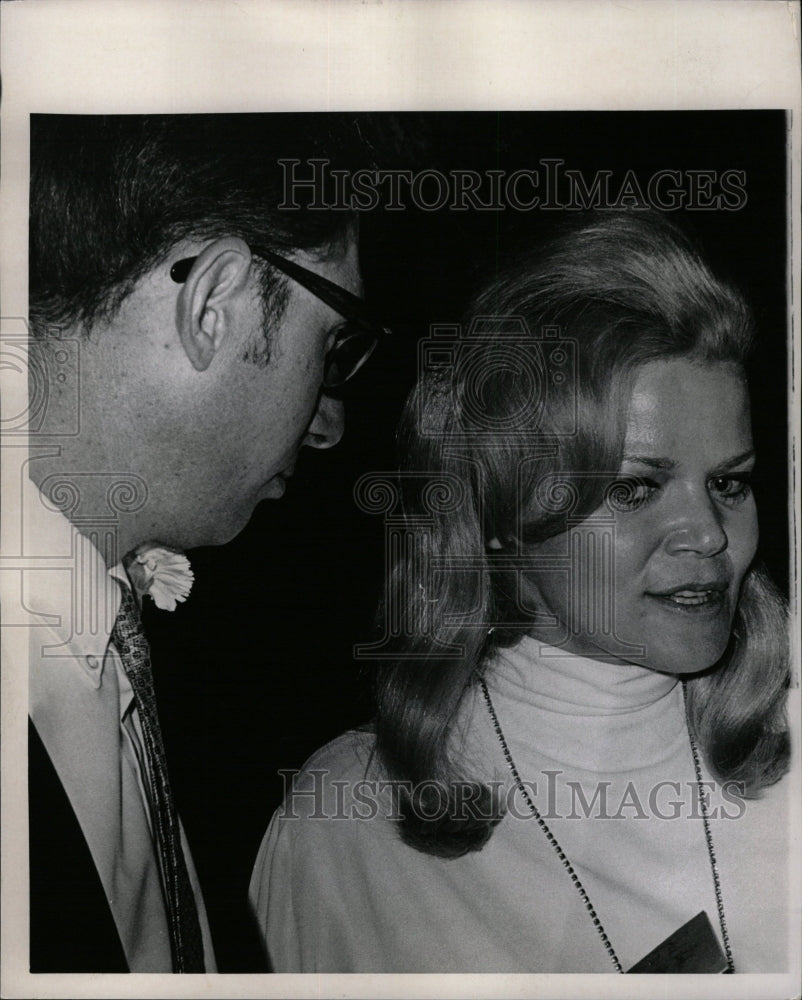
left=24, top=114, right=388, bottom=973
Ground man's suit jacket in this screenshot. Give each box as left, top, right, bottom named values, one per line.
left=29, top=718, right=128, bottom=972
left=22, top=477, right=215, bottom=971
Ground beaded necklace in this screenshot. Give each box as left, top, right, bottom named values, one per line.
left=479, top=677, right=734, bottom=973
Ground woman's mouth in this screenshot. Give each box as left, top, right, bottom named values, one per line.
left=646, top=582, right=728, bottom=613
left=663, top=590, right=718, bottom=606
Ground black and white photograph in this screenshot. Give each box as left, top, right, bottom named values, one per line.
left=1, top=4, right=799, bottom=999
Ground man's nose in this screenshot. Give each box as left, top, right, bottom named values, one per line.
left=303, top=393, right=345, bottom=450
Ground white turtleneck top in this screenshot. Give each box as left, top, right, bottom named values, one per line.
left=250, top=639, right=792, bottom=973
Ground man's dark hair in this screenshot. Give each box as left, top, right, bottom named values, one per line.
left=29, top=113, right=374, bottom=340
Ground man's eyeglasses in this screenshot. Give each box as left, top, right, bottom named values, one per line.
left=170, top=246, right=391, bottom=389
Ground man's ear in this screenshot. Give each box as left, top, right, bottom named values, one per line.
left=175, top=237, right=253, bottom=371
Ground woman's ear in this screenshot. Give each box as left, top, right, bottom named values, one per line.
left=175, top=237, right=253, bottom=371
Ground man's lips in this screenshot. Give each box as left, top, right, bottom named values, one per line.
left=261, top=478, right=286, bottom=499
left=260, top=468, right=294, bottom=500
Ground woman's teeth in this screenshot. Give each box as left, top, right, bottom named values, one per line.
left=668, top=591, right=714, bottom=605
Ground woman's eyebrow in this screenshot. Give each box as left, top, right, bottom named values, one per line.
left=712, top=449, right=756, bottom=471
left=621, top=449, right=756, bottom=471
left=621, top=455, right=675, bottom=470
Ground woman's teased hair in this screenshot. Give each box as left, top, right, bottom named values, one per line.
left=374, top=211, right=789, bottom=858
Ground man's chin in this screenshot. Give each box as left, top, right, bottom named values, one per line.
left=177, top=484, right=287, bottom=550
left=188, top=510, right=256, bottom=550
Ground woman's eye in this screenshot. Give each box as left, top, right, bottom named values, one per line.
left=709, top=474, right=752, bottom=504
left=605, top=477, right=659, bottom=512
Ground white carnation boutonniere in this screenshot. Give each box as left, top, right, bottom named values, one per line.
left=124, top=543, right=194, bottom=612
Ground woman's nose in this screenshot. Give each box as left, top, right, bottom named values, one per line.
left=663, top=489, right=728, bottom=558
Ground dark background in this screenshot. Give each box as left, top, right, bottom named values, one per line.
left=143, top=111, right=790, bottom=970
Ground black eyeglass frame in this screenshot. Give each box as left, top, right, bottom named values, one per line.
left=170, top=246, right=391, bottom=388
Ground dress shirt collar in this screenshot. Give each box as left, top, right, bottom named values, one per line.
left=24, top=474, right=125, bottom=688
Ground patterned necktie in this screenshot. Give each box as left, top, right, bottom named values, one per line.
left=111, top=585, right=205, bottom=973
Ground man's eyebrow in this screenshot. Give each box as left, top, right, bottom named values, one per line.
left=622, top=449, right=756, bottom=471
